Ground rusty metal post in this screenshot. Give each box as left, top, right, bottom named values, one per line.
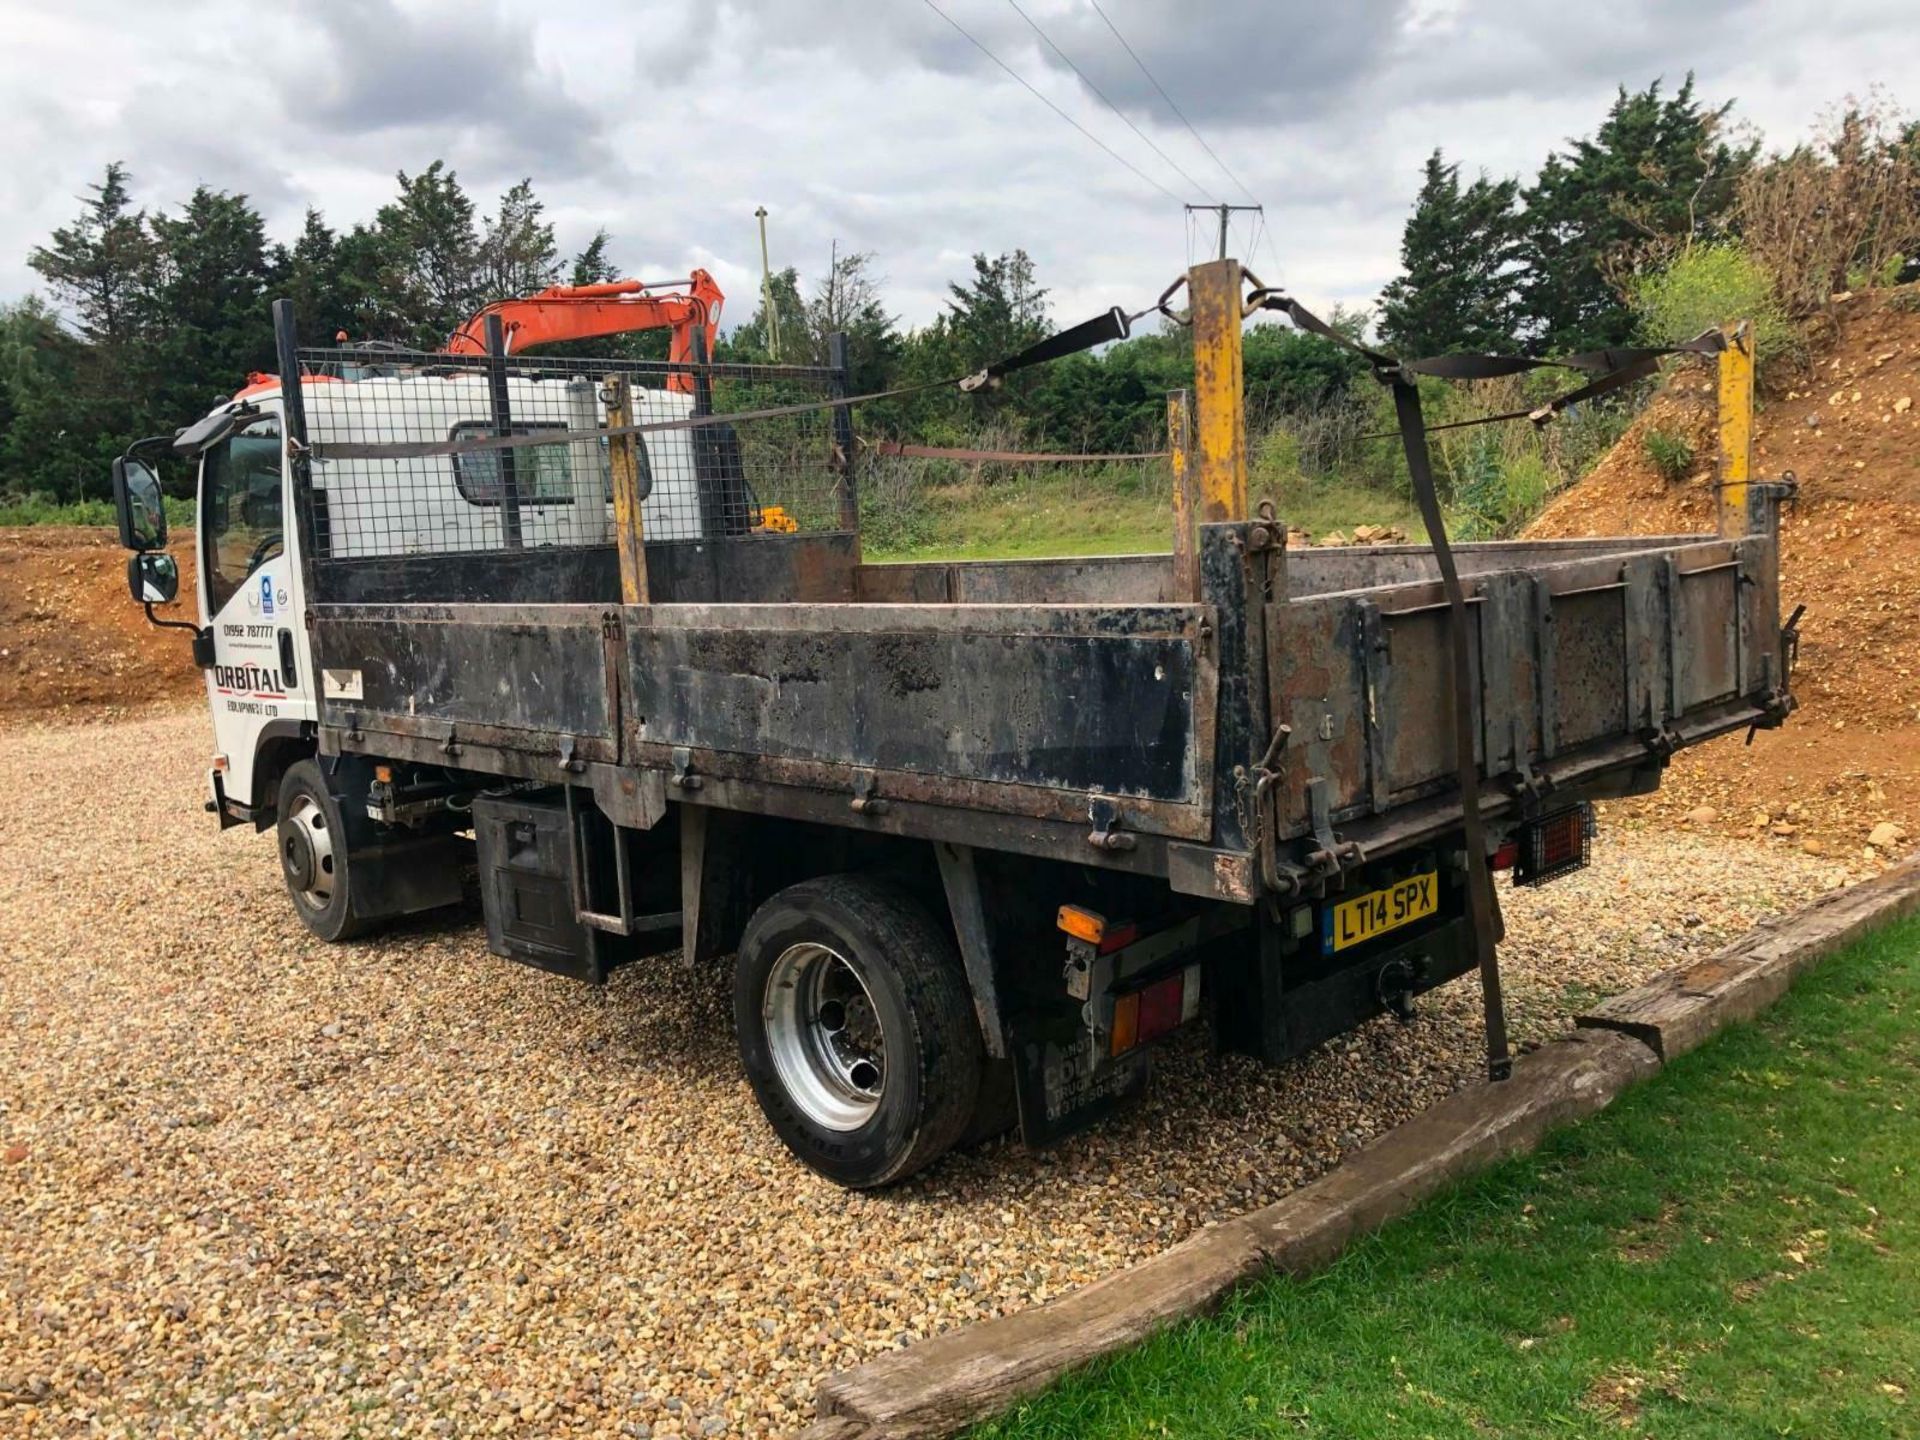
left=1168, top=388, right=1198, bottom=598
left=1188, top=259, right=1248, bottom=525
left=604, top=375, right=649, bottom=605
left=1716, top=320, right=1754, bottom=537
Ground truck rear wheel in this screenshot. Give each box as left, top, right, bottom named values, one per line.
left=277, top=759, right=372, bottom=943
left=734, top=875, right=983, bottom=1189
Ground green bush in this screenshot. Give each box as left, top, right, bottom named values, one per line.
left=1448, top=441, right=1554, bottom=540
left=1632, top=242, right=1801, bottom=375
left=1642, top=427, right=1695, bottom=483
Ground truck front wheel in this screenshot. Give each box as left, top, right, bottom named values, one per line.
left=734, top=876, right=983, bottom=1188
left=276, top=759, right=372, bottom=943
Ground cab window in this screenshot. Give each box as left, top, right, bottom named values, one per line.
left=201, top=415, right=284, bottom=614
left=451, top=422, right=575, bottom=504
left=450, top=421, right=636, bottom=505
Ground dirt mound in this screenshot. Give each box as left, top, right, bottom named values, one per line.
left=1527, top=286, right=1920, bottom=861
left=1529, top=376, right=1719, bottom=537
left=0, top=527, right=203, bottom=721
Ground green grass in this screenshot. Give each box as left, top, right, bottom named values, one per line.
left=0, top=493, right=195, bottom=528
left=974, top=915, right=1920, bottom=1440
left=862, top=467, right=1424, bottom=564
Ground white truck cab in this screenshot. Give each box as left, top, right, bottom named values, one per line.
left=113, top=369, right=704, bottom=827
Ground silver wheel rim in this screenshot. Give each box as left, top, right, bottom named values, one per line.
left=282, top=793, right=337, bottom=910
left=763, top=942, right=886, bottom=1131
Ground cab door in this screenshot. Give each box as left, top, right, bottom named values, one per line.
left=197, top=408, right=315, bottom=812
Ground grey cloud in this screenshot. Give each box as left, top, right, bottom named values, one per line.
left=289, top=0, right=616, bottom=181
left=1380, top=0, right=1919, bottom=119
left=1, top=0, right=1916, bottom=326
left=724, top=0, right=1410, bottom=127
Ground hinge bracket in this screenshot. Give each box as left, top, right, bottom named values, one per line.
left=1087, top=796, right=1136, bottom=852
left=849, top=769, right=889, bottom=816
left=668, top=746, right=702, bottom=791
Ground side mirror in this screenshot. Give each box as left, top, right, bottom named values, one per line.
left=112, top=456, right=167, bottom=551
left=127, top=551, right=180, bottom=606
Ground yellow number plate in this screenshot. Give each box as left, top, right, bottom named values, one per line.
left=1323, top=871, right=1438, bottom=954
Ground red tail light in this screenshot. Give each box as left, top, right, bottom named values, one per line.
left=1109, top=964, right=1202, bottom=1057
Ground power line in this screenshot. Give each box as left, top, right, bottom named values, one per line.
left=1085, top=0, right=1285, bottom=281
left=1001, top=0, right=1219, bottom=204
left=1085, top=0, right=1259, bottom=207
left=918, top=0, right=1182, bottom=205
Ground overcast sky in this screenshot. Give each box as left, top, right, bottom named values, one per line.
left=2, top=0, right=1916, bottom=334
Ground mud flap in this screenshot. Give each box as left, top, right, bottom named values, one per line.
left=1009, top=1024, right=1152, bottom=1148
left=350, top=833, right=471, bottom=923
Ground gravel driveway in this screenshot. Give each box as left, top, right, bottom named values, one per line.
left=0, top=710, right=1853, bottom=1438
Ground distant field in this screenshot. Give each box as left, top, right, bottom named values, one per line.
left=861, top=464, right=1425, bottom=563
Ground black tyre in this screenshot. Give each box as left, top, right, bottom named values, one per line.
left=734, top=875, right=984, bottom=1188
left=276, top=759, right=372, bottom=943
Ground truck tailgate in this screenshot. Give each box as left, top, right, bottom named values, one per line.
left=1267, top=531, right=1784, bottom=844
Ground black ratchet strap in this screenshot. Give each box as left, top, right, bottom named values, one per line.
left=1250, top=286, right=1724, bottom=440
left=1397, top=329, right=1725, bottom=382
left=1252, top=290, right=1731, bottom=1082
left=1361, top=354, right=1678, bottom=441
left=959, top=306, right=1139, bottom=392
left=1253, top=284, right=1527, bottom=1081
left=1374, top=331, right=1727, bottom=439
left=1387, top=373, right=1512, bottom=1082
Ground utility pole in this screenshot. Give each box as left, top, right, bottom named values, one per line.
left=754, top=205, right=781, bottom=361
left=1185, top=202, right=1263, bottom=261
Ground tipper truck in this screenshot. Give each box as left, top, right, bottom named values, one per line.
left=111, top=259, right=1797, bottom=1187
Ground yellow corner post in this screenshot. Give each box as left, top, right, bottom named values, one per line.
left=1167, top=388, right=1197, bottom=598
left=1187, top=258, right=1249, bottom=528
left=603, top=374, right=650, bottom=604
left=1716, top=320, right=1754, bottom=536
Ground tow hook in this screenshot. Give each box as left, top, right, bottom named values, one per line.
left=1376, top=955, right=1429, bottom=1023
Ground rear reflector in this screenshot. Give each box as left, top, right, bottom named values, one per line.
left=1059, top=905, right=1140, bottom=954
left=1057, top=904, right=1105, bottom=945
left=1490, top=839, right=1519, bottom=871
left=1515, top=803, right=1594, bottom=887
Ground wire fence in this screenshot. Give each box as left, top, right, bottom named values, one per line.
left=293, top=346, right=850, bottom=563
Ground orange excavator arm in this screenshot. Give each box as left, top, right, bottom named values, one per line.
left=444, top=270, right=725, bottom=394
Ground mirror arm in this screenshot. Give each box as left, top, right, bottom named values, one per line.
left=142, top=604, right=202, bottom=637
